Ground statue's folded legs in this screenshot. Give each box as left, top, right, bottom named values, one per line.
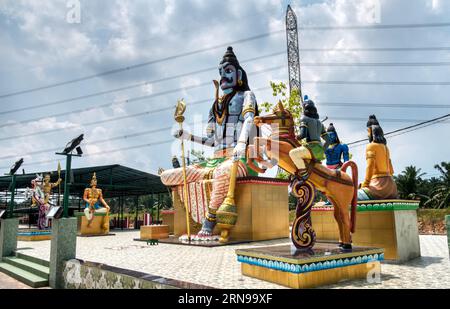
left=161, top=159, right=249, bottom=236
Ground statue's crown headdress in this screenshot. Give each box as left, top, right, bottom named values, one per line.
left=91, top=172, right=97, bottom=182
left=220, top=46, right=239, bottom=67
left=367, top=115, right=380, bottom=127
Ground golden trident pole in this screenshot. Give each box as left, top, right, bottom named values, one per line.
left=174, top=99, right=191, bottom=241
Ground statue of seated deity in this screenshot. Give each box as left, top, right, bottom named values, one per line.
left=358, top=115, right=398, bottom=200
left=83, top=173, right=110, bottom=230
left=160, top=46, right=258, bottom=240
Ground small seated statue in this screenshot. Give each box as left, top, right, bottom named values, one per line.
left=83, top=173, right=110, bottom=229
left=358, top=115, right=399, bottom=200
left=324, top=123, right=349, bottom=170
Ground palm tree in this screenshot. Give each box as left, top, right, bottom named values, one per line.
left=424, top=162, right=450, bottom=209
left=394, top=166, right=426, bottom=200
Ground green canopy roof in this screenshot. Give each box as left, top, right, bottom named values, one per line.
left=0, top=164, right=167, bottom=198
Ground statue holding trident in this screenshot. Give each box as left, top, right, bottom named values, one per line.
left=161, top=46, right=259, bottom=242
left=174, top=99, right=192, bottom=241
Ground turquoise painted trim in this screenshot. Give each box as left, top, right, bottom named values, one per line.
left=18, top=232, right=52, bottom=236
left=237, top=253, right=384, bottom=274
left=74, top=212, right=107, bottom=217
left=314, top=203, right=419, bottom=212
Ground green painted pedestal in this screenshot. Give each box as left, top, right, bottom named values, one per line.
left=49, top=217, right=77, bottom=289
left=0, top=218, right=19, bottom=258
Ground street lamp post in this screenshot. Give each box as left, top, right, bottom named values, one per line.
left=6, top=158, right=24, bottom=218
left=55, top=134, right=84, bottom=218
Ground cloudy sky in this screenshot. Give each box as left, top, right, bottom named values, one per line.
left=0, top=0, right=449, bottom=182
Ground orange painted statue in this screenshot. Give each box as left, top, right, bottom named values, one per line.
left=248, top=102, right=358, bottom=250
left=357, top=115, right=398, bottom=200
left=83, top=173, right=110, bottom=229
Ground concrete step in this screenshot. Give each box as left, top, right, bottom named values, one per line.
left=0, top=262, right=48, bottom=288
left=3, top=257, right=49, bottom=278
left=15, top=252, right=50, bottom=267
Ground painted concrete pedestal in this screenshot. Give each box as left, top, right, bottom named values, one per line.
left=236, top=243, right=383, bottom=289
left=75, top=212, right=110, bottom=236
left=311, top=200, right=421, bottom=262
left=0, top=218, right=19, bottom=258
left=173, top=177, right=290, bottom=241
left=140, top=225, right=169, bottom=240
left=17, top=229, right=52, bottom=241
left=49, top=217, right=77, bottom=289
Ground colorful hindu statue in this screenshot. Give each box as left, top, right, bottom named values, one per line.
left=289, top=96, right=331, bottom=179
left=28, top=174, right=48, bottom=230
left=160, top=46, right=258, bottom=239
left=83, top=173, right=110, bottom=228
left=358, top=115, right=398, bottom=200
left=42, top=173, right=62, bottom=205
left=324, top=123, right=350, bottom=169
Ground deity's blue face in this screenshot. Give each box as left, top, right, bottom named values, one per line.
left=218, top=62, right=242, bottom=93
left=328, top=132, right=338, bottom=144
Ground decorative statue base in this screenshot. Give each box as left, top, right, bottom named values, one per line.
left=172, top=177, right=290, bottom=244
left=236, top=243, right=384, bottom=289
left=140, top=225, right=169, bottom=240
left=17, top=229, right=52, bottom=241
left=76, top=211, right=110, bottom=236
left=311, top=200, right=421, bottom=262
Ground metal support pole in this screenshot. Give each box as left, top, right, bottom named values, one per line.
left=134, top=196, right=139, bottom=229
left=7, top=175, right=16, bottom=218
left=62, top=154, right=72, bottom=218
left=157, top=193, right=161, bottom=223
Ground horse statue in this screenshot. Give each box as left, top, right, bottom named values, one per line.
left=246, top=102, right=358, bottom=250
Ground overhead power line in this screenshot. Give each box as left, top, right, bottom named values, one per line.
left=298, top=21, right=450, bottom=30
left=0, top=30, right=285, bottom=99
left=319, top=102, right=450, bottom=109
left=347, top=113, right=450, bottom=146
left=302, top=61, right=450, bottom=67
left=0, top=51, right=285, bottom=116
left=0, top=139, right=174, bottom=170
left=0, top=84, right=274, bottom=142
left=300, top=47, right=450, bottom=52
left=2, top=21, right=450, bottom=99
left=3, top=113, right=449, bottom=170
left=0, top=65, right=285, bottom=130
left=304, top=80, right=450, bottom=86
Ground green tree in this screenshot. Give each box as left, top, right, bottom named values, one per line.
left=260, top=81, right=302, bottom=134
left=189, top=149, right=206, bottom=165
left=394, top=166, right=426, bottom=200
left=424, top=162, right=450, bottom=209
left=260, top=81, right=302, bottom=178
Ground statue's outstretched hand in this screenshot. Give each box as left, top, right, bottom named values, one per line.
left=233, top=142, right=247, bottom=159
left=173, top=129, right=190, bottom=140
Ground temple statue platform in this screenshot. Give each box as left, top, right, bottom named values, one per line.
left=311, top=200, right=421, bottom=262
left=17, top=229, right=52, bottom=241
left=173, top=177, right=290, bottom=242
left=139, top=225, right=169, bottom=240
left=236, top=243, right=384, bottom=289
left=75, top=212, right=112, bottom=237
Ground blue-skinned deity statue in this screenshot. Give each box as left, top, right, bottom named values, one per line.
left=324, top=123, right=350, bottom=169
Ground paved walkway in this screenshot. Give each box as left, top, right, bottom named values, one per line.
left=0, top=272, right=35, bottom=289
left=13, top=233, right=450, bottom=289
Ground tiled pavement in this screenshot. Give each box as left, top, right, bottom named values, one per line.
left=10, top=232, right=450, bottom=289
left=0, top=272, right=34, bottom=289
